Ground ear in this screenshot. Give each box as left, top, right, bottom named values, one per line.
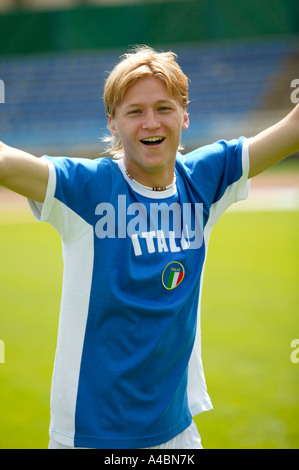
left=108, top=117, right=118, bottom=137
left=182, top=111, right=189, bottom=130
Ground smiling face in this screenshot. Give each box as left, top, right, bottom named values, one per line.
left=109, top=77, right=189, bottom=187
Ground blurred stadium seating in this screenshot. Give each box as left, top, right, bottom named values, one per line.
left=0, top=37, right=298, bottom=156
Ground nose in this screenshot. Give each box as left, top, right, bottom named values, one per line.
left=142, top=109, right=161, bottom=130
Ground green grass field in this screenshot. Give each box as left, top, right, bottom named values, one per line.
left=0, top=205, right=298, bottom=449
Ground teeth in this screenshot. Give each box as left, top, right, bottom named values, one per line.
left=142, top=137, right=164, bottom=142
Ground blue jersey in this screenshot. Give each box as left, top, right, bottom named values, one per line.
left=29, top=137, right=250, bottom=448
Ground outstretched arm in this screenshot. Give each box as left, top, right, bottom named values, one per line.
left=0, top=142, right=48, bottom=203
left=249, top=103, right=299, bottom=178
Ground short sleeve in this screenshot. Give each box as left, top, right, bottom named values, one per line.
left=177, top=137, right=250, bottom=225
left=208, top=137, right=250, bottom=225
left=28, top=156, right=115, bottom=242
left=208, top=137, right=251, bottom=223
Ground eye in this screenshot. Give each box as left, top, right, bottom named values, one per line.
left=158, top=106, right=171, bottom=112
left=128, top=109, right=141, bottom=115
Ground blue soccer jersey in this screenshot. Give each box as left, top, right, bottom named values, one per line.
left=29, top=137, right=250, bottom=448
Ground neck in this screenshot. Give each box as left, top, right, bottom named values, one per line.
left=125, top=169, right=176, bottom=191
left=123, top=159, right=175, bottom=190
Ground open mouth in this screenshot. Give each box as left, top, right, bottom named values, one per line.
left=141, top=137, right=165, bottom=146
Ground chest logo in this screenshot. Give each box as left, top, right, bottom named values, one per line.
left=162, top=261, right=185, bottom=290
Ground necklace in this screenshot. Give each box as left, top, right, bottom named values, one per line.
left=125, top=169, right=176, bottom=192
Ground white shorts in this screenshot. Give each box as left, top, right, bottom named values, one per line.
left=48, top=420, right=203, bottom=449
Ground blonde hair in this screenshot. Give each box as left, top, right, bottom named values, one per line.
left=102, top=45, right=189, bottom=157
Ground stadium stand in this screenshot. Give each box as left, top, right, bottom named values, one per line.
left=0, top=37, right=298, bottom=156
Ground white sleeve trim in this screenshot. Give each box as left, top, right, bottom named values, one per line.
left=27, top=157, right=56, bottom=222
left=237, top=137, right=251, bottom=202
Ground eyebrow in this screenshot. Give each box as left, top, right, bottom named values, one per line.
left=125, top=99, right=174, bottom=109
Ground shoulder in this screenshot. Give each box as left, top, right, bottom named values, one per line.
left=176, top=137, right=245, bottom=175
left=44, top=156, right=122, bottom=209
left=44, top=155, right=121, bottom=188
left=45, top=155, right=117, bottom=173
left=175, top=137, right=249, bottom=207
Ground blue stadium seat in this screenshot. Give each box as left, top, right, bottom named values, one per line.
left=0, top=38, right=297, bottom=154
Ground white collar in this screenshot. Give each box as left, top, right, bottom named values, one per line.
left=116, top=158, right=177, bottom=199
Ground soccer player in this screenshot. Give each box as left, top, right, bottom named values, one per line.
left=0, top=46, right=298, bottom=449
